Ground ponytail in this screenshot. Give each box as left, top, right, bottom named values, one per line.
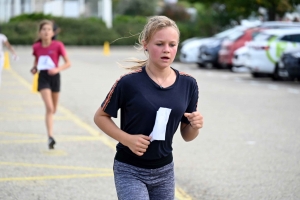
left=123, top=58, right=147, bottom=71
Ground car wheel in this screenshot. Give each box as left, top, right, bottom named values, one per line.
left=272, top=64, right=282, bottom=81
left=205, top=63, right=214, bottom=69
left=252, top=72, right=262, bottom=78
left=197, top=63, right=205, bottom=68
left=215, top=63, right=224, bottom=69
left=227, top=64, right=233, bottom=71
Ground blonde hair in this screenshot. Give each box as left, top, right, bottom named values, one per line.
left=35, top=19, right=53, bottom=42
left=126, top=16, right=180, bottom=70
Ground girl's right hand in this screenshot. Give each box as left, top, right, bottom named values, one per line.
left=125, top=134, right=151, bottom=156
left=12, top=54, right=19, bottom=61
left=30, top=67, right=37, bottom=74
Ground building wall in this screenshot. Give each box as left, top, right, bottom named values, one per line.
left=35, top=0, right=51, bottom=12
left=0, top=0, right=40, bottom=22
left=0, top=0, right=112, bottom=28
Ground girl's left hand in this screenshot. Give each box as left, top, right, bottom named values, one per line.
left=30, top=67, right=37, bottom=75
left=184, top=111, right=203, bottom=129
left=48, top=68, right=59, bottom=75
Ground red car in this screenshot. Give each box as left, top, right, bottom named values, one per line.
left=218, top=27, right=263, bottom=68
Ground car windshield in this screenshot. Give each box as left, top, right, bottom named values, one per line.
left=253, top=33, right=273, bottom=41
left=227, top=31, right=244, bottom=41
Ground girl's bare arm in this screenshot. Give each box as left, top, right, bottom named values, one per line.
left=180, top=112, right=203, bottom=142
left=4, top=41, right=16, bottom=56
left=94, top=108, right=151, bottom=156
left=58, top=55, right=71, bottom=71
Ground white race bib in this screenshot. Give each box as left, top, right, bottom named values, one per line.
left=149, top=107, right=172, bottom=142
left=37, top=55, right=55, bottom=70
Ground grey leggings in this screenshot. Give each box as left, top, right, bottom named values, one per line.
left=113, top=160, right=175, bottom=200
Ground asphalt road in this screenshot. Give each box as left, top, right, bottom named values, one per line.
left=0, top=46, right=299, bottom=200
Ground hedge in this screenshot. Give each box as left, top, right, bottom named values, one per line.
left=0, top=13, right=206, bottom=45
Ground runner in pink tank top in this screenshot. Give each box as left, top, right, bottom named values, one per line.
left=31, top=20, right=71, bottom=149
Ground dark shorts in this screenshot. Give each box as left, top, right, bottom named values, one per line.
left=38, top=70, right=60, bottom=92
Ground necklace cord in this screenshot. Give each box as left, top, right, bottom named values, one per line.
left=146, top=66, right=172, bottom=88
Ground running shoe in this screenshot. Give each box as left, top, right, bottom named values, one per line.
left=48, top=137, right=56, bottom=149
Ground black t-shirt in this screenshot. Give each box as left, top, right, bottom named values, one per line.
left=101, top=66, right=199, bottom=168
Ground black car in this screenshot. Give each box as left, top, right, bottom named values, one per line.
left=277, top=49, right=300, bottom=80
left=198, top=38, right=223, bottom=68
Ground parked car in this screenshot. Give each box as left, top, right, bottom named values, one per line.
left=180, top=21, right=300, bottom=66
left=277, top=48, right=300, bottom=80
left=232, top=28, right=291, bottom=70
left=245, top=29, right=300, bottom=79
left=179, top=37, right=212, bottom=63
left=232, top=46, right=248, bottom=67
left=220, top=22, right=300, bottom=70
left=180, top=24, right=256, bottom=66
left=219, top=27, right=263, bottom=69
left=197, top=38, right=224, bottom=68
left=197, top=25, right=252, bottom=68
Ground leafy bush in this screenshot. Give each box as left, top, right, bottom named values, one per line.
left=115, top=0, right=157, bottom=16
left=1, top=21, right=38, bottom=44
left=160, top=3, right=191, bottom=22
left=9, top=13, right=53, bottom=22
left=176, top=21, right=201, bottom=42
left=112, top=15, right=147, bottom=45
left=0, top=11, right=228, bottom=45
left=1, top=13, right=120, bottom=45
left=53, top=17, right=118, bottom=45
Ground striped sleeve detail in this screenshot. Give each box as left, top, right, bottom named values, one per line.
left=179, top=71, right=199, bottom=110
left=179, top=71, right=194, bottom=78
left=101, top=68, right=142, bottom=111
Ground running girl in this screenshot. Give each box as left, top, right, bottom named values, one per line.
left=31, top=20, right=71, bottom=149
left=94, top=16, right=203, bottom=199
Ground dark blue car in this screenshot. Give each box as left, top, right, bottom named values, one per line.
left=198, top=38, right=223, bottom=68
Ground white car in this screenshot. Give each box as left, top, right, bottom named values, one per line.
left=179, top=37, right=212, bottom=63
left=231, top=46, right=251, bottom=72
left=232, top=22, right=300, bottom=68
left=232, top=46, right=249, bottom=67
left=232, top=23, right=300, bottom=71
left=245, top=29, right=300, bottom=78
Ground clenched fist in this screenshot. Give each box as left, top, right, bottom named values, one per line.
left=184, top=112, right=203, bottom=129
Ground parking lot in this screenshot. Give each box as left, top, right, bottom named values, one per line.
left=0, top=46, right=300, bottom=200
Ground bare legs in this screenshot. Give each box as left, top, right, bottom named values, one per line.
left=40, top=89, right=59, bottom=138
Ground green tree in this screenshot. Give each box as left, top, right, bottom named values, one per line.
left=185, top=0, right=300, bottom=20
left=115, top=0, right=157, bottom=16
left=160, top=3, right=191, bottom=21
